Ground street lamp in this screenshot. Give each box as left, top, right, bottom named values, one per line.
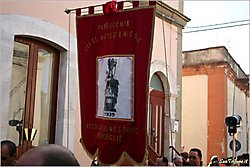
left=225, top=114, right=242, bottom=165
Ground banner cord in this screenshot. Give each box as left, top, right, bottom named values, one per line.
left=66, top=12, right=71, bottom=148
left=233, top=80, right=236, bottom=115
left=161, top=6, right=174, bottom=152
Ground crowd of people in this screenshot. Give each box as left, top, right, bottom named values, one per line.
left=1, top=140, right=80, bottom=166
left=1, top=139, right=249, bottom=166
left=152, top=148, right=249, bottom=166
left=152, top=148, right=204, bottom=166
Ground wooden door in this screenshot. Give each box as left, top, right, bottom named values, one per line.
left=8, top=36, right=59, bottom=157
left=149, top=89, right=165, bottom=155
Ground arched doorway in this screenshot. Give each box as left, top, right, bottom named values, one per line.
left=148, top=73, right=165, bottom=156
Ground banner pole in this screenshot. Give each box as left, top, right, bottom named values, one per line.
left=66, top=12, right=71, bottom=149
left=64, top=4, right=103, bottom=14
left=232, top=133, right=236, bottom=165
left=64, top=0, right=134, bottom=15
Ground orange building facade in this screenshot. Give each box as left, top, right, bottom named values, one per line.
left=182, top=46, right=249, bottom=165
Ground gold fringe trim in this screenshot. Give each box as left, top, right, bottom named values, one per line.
left=80, top=138, right=148, bottom=166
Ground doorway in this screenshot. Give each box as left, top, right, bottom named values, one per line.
left=148, top=73, right=165, bottom=156
left=8, top=36, right=60, bottom=157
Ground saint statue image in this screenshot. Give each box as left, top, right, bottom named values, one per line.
left=104, top=58, right=119, bottom=114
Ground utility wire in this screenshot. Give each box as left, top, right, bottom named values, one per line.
left=184, top=22, right=250, bottom=33
left=186, top=19, right=250, bottom=29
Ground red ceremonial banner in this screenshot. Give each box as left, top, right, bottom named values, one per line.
left=77, top=5, right=155, bottom=165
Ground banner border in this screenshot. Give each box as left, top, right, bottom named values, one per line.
left=77, top=5, right=156, bottom=166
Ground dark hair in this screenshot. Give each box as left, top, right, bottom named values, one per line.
left=162, top=156, right=168, bottom=164
left=42, top=145, right=80, bottom=166
left=212, top=157, right=219, bottom=162
left=1, top=140, right=16, bottom=156
left=190, top=148, right=202, bottom=159
left=181, top=152, right=188, bottom=159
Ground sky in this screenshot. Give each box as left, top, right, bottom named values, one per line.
left=182, top=0, right=249, bottom=74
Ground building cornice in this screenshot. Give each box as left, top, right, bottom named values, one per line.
left=155, top=1, right=190, bottom=29
left=182, top=62, right=249, bottom=97
left=182, top=46, right=248, bottom=78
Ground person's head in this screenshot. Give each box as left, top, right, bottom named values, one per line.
left=156, top=157, right=162, bottom=166
left=162, top=156, right=168, bottom=166
left=210, top=155, right=220, bottom=166
left=188, top=148, right=202, bottom=166
left=173, top=156, right=183, bottom=166
left=180, top=151, right=188, bottom=161
left=180, top=151, right=189, bottom=165
left=17, top=144, right=80, bottom=166
left=156, top=156, right=168, bottom=166
left=1, top=140, right=17, bottom=166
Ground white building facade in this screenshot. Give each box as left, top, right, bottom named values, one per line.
left=0, top=1, right=189, bottom=165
